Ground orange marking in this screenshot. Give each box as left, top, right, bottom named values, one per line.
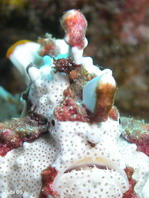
left=6, top=40, right=32, bottom=58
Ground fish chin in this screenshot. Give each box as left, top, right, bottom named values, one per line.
left=54, top=166, right=129, bottom=198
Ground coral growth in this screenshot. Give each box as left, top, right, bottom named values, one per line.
left=123, top=167, right=138, bottom=198
left=0, top=9, right=149, bottom=198
left=0, top=115, right=48, bottom=156
left=121, top=117, right=149, bottom=157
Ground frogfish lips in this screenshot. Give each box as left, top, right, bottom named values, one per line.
left=51, top=159, right=129, bottom=198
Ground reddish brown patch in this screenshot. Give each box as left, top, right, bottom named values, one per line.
left=125, top=136, right=149, bottom=157
left=69, top=69, right=81, bottom=81
left=93, top=83, right=116, bottom=122
left=123, top=167, right=138, bottom=198
left=38, top=37, right=60, bottom=57
left=0, top=132, right=23, bottom=157
left=0, top=116, right=48, bottom=156
left=61, top=10, right=87, bottom=49
left=53, top=58, right=81, bottom=74
left=121, top=117, right=149, bottom=157
left=109, top=106, right=119, bottom=121
left=0, top=145, right=15, bottom=157
left=63, top=87, right=74, bottom=98
left=40, top=166, right=59, bottom=198
left=0, top=132, right=37, bottom=157
left=54, top=97, right=89, bottom=122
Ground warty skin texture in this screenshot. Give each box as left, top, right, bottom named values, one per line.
left=0, top=9, right=149, bottom=198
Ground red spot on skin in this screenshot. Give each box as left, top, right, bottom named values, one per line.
left=38, top=37, right=60, bottom=57
left=0, top=145, right=14, bottom=157
left=54, top=97, right=89, bottom=122
left=0, top=116, right=48, bottom=156
left=0, top=133, right=43, bottom=157
left=123, top=167, right=138, bottom=198
left=126, top=136, right=149, bottom=157
left=109, top=106, right=119, bottom=121
left=63, top=87, right=74, bottom=98
left=55, top=91, right=118, bottom=123
left=121, top=118, right=149, bottom=157
left=0, top=133, right=23, bottom=156
left=53, top=58, right=80, bottom=74
left=61, top=10, right=87, bottom=49
left=40, top=166, right=59, bottom=198
left=2, top=130, right=10, bottom=136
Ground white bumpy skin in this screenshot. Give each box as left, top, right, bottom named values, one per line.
left=0, top=45, right=149, bottom=197
left=1, top=9, right=149, bottom=198
left=28, top=65, right=69, bottom=118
